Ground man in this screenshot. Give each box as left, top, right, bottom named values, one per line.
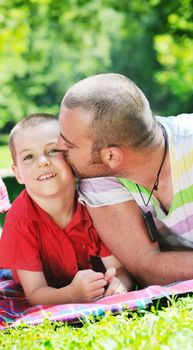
left=57, top=73, right=193, bottom=286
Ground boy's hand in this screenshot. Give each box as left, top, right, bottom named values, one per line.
left=104, top=267, right=128, bottom=297
left=70, top=269, right=107, bottom=303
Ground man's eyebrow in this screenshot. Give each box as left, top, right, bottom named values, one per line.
left=59, top=133, right=77, bottom=147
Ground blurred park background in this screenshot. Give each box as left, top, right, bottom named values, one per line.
left=0, top=0, right=193, bottom=214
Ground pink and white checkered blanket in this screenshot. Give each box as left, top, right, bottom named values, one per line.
left=0, top=177, right=11, bottom=214
left=0, top=278, right=193, bottom=329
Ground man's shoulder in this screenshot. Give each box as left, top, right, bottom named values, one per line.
left=78, top=177, right=133, bottom=207
left=158, top=114, right=193, bottom=137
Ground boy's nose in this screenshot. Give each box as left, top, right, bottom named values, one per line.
left=38, top=156, right=51, bottom=167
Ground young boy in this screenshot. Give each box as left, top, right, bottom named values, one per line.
left=0, top=114, right=132, bottom=305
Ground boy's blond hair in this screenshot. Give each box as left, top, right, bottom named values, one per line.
left=9, top=113, right=58, bottom=164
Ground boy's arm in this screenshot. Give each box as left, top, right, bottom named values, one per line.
left=102, top=255, right=134, bottom=295
left=17, top=269, right=107, bottom=305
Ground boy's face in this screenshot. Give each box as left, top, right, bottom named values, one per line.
left=12, top=121, right=74, bottom=199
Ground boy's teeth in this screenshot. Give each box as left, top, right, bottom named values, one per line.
left=38, top=173, right=56, bottom=180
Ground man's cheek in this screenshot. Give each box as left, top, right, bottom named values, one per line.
left=62, top=151, right=69, bottom=160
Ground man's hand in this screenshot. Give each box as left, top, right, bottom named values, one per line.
left=104, top=267, right=127, bottom=297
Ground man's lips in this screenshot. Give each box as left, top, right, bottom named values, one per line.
left=37, top=173, right=57, bottom=181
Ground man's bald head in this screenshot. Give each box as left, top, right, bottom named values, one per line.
left=61, top=73, right=157, bottom=150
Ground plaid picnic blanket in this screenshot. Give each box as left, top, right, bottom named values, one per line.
left=0, top=278, right=193, bottom=329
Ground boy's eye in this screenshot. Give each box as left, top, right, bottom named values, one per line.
left=23, top=154, right=33, bottom=161
left=48, top=149, right=61, bottom=155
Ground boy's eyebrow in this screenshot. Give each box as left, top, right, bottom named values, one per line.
left=59, top=133, right=77, bottom=147
left=18, top=142, right=57, bottom=155
left=19, top=148, right=31, bottom=155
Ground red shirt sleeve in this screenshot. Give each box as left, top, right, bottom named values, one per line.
left=0, top=217, right=42, bottom=272
left=86, top=224, right=111, bottom=258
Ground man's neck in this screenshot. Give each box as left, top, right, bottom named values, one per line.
left=119, top=126, right=169, bottom=190
left=119, top=129, right=173, bottom=211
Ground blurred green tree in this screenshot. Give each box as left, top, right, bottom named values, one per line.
left=0, top=0, right=192, bottom=131
left=0, top=0, right=117, bottom=127
left=104, top=0, right=193, bottom=114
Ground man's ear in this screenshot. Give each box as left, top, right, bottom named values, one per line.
left=101, top=147, right=123, bottom=169
left=12, top=164, right=24, bottom=184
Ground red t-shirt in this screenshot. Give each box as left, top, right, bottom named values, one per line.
left=0, top=190, right=110, bottom=288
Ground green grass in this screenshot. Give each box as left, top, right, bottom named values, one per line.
left=0, top=176, right=24, bottom=227
left=1, top=296, right=193, bottom=349
left=0, top=145, right=12, bottom=169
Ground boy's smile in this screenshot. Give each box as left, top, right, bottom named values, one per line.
left=37, top=172, right=57, bottom=181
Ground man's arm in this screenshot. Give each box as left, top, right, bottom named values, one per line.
left=87, top=201, right=193, bottom=286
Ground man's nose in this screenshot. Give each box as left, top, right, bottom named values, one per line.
left=56, top=137, right=68, bottom=151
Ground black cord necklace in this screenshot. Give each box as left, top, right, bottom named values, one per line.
left=136, top=124, right=168, bottom=206
left=136, top=124, right=168, bottom=242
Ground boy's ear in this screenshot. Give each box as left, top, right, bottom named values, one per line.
left=12, top=164, right=24, bottom=184
left=100, top=147, right=123, bottom=169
